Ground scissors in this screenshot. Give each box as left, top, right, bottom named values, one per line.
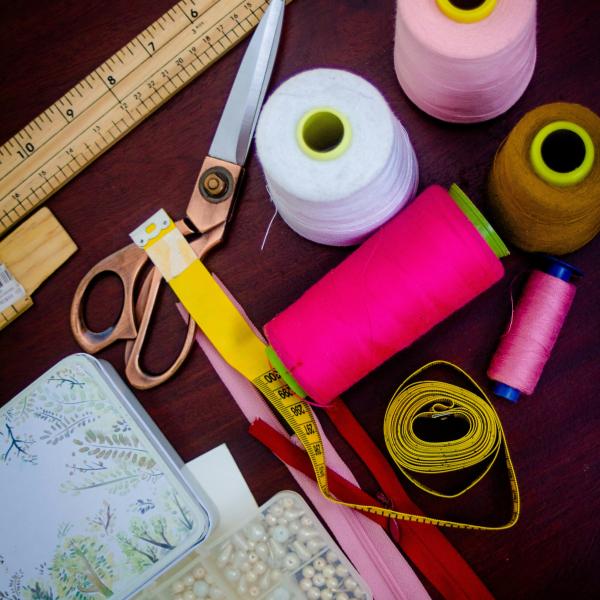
left=70, top=0, right=285, bottom=390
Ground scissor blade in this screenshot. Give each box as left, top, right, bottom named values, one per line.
left=208, top=0, right=284, bottom=166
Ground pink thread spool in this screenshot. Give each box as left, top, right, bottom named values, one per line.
left=488, top=257, right=581, bottom=402
left=264, top=185, right=507, bottom=405
left=394, top=0, right=537, bottom=123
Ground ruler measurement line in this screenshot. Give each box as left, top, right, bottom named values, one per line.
left=4, top=13, right=260, bottom=228
left=0, top=0, right=264, bottom=234
left=1, top=0, right=247, bottom=187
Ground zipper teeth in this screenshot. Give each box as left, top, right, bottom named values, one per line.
left=345, top=505, right=412, bottom=600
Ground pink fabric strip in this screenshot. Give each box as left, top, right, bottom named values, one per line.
left=177, top=289, right=430, bottom=600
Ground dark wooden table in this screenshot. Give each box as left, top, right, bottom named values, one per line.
left=1, top=1, right=599, bottom=598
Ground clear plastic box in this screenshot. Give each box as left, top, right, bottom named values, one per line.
left=138, top=491, right=372, bottom=600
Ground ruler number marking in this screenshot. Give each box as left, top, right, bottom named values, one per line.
left=16, top=142, right=35, bottom=160
left=0, top=0, right=272, bottom=233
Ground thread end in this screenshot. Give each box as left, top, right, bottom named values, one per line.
left=493, top=382, right=521, bottom=403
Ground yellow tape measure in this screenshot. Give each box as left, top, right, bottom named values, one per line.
left=132, top=209, right=519, bottom=530
left=0, top=0, right=281, bottom=237
left=384, top=361, right=519, bottom=501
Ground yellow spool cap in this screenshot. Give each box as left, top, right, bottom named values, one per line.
left=530, top=121, right=595, bottom=187
left=297, top=107, right=352, bottom=161
left=435, top=0, right=497, bottom=23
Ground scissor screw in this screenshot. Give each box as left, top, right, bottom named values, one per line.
left=200, top=167, right=232, bottom=202
left=206, top=173, right=226, bottom=195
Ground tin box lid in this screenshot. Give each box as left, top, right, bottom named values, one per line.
left=0, top=353, right=215, bottom=600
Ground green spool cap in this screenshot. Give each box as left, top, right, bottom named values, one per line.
left=449, top=183, right=510, bottom=258
left=265, top=345, right=307, bottom=398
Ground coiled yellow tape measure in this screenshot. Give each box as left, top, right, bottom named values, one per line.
left=384, top=361, right=516, bottom=500
left=131, top=209, right=520, bottom=530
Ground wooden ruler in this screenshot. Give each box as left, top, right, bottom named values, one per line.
left=0, top=0, right=281, bottom=237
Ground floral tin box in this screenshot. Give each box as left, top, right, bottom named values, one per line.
left=0, top=354, right=216, bottom=600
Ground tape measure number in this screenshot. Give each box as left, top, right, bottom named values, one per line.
left=0, top=0, right=275, bottom=236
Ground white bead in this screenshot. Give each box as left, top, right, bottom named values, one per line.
left=336, top=593, right=350, bottom=600
left=282, top=496, right=295, bottom=509
left=289, top=521, right=301, bottom=534
left=246, top=571, right=258, bottom=583
left=307, top=587, right=321, bottom=600
left=302, top=566, right=316, bottom=578
left=301, top=516, right=313, bottom=528
left=172, top=582, right=185, bottom=594
left=326, top=551, right=337, bottom=563
left=173, top=595, right=184, bottom=600
left=270, top=569, right=282, bottom=582
left=292, top=540, right=312, bottom=561
left=284, top=509, right=304, bottom=520
left=271, top=505, right=284, bottom=517
left=322, top=565, right=335, bottom=579
left=209, top=587, right=225, bottom=600
left=223, top=567, right=240, bottom=582
left=298, top=529, right=317, bottom=542
left=193, top=567, right=206, bottom=580
left=237, top=577, right=247, bottom=595
left=313, top=574, right=326, bottom=587
left=313, top=558, right=327, bottom=570
left=233, top=550, right=247, bottom=567
left=183, top=591, right=195, bottom=600
left=344, top=577, right=358, bottom=591
left=335, top=565, right=349, bottom=577
left=277, top=517, right=289, bottom=526
left=325, top=577, right=338, bottom=589
left=253, top=560, right=267, bottom=575
left=255, top=542, right=269, bottom=560
left=320, top=590, right=333, bottom=600
left=265, top=514, right=278, bottom=526
left=300, top=578, right=313, bottom=591
left=268, top=538, right=286, bottom=558
left=248, top=585, right=260, bottom=598
left=248, top=552, right=259, bottom=564
left=259, top=572, right=272, bottom=591
left=192, top=581, right=209, bottom=598
left=269, top=587, right=290, bottom=600
left=307, top=537, right=325, bottom=554
left=283, top=552, right=300, bottom=570
left=271, top=525, right=290, bottom=543
left=184, top=575, right=195, bottom=588
left=247, top=522, right=267, bottom=542
left=240, top=561, right=252, bottom=573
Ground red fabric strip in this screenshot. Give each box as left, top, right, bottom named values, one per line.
left=248, top=418, right=388, bottom=528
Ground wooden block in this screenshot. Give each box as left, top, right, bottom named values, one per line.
left=0, top=207, right=76, bottom=330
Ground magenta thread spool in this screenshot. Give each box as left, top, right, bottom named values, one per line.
left=488, top=256, right=582, bottom=402
left=264, top=185, right=509, bottom=405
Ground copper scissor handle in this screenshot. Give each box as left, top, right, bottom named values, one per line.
left=70, top=157, right=242, bottom=389
left=70, top=242, right=148, bottom=353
